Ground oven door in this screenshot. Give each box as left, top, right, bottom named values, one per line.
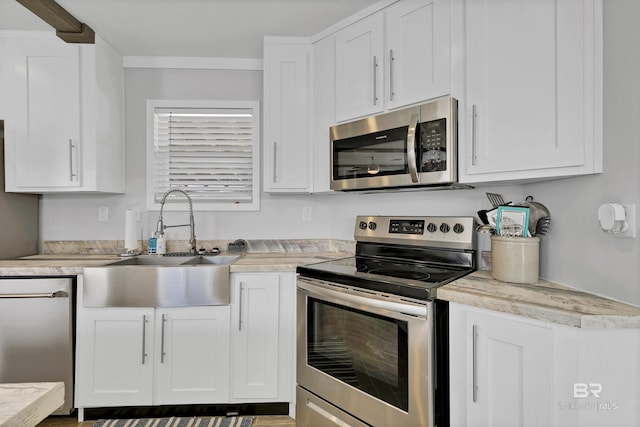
left=296, top=277, right=435, bottom=427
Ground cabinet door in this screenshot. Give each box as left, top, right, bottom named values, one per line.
left=263, top=39, right=310, bottom=192
left=4, top=36, right=81, bottom=188
left=385, top=0, right=450, bottom=109
left=460, top=0, right=601, bottom=182
left=155, top=306, right=230, bottom=404
left=335, top=13, right=384, bottom=122
left=450, top=304, right=554, bottom=427
left=310, top=35, right=336, bottom=193
left=230, top=273, right=281, bottom=399
left=76, top=307, right=154, bottom=407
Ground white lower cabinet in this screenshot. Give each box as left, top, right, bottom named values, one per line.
left=76, top=272, right=296, bottom=416
left=76, top=307, right=155, bottom=407
left=230, top=272, right=295, bottom=404
left=449, top=303, right=578, bottom=427
left=76, top=306, right=230, bottom=408
left=450, top=302, right=640, bottom=427
left=155, top=307, right=230, bottom=405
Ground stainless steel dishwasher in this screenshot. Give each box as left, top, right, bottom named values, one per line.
left=0, top=277, right=75, bottom=415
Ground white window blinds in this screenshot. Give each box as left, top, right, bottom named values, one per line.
left=148, top=100, right=260, bottom=211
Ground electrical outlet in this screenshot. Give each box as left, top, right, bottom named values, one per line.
left=98, top=207, right=109, bottom=222
left=302, top=207, right=312, bottom=221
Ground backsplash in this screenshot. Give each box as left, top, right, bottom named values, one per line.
left=43, top=239, right=355, bottom=255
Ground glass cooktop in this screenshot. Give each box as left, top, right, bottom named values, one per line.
left=297, top=256, right=473, bottom=301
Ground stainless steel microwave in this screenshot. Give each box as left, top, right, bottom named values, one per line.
left=330, top=96, right=458, bottom=191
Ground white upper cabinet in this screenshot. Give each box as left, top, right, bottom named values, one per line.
left=335, top=13, right=385, bottom=122
left=335, top=0, right=451, bottom=122
left=457, top=0, right=603, bottom=183
left=310, top=34, right=336, bottom=193
left=263, top=37, right=311, bottom=192
left=385, top=0, right=451, bottom=110
left=1, top=31, right=125, bottom=193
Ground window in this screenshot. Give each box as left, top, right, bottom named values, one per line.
left=147, top=100, right=260, bottom=211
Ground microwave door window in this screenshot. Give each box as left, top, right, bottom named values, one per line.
left=333, top=126, right=409, bottom=179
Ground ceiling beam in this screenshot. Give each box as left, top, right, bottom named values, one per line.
left=16, top=0, right=95, bottom=43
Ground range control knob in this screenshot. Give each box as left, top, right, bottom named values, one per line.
left=359, top=221, right=368, bottom=230
left=368, top=221, right=377, bottom=230
left=440, top=223, right=450, bottom=233
left=453, top=223, right=465, bottom=234
left=426, top=222, right=438, bottom=233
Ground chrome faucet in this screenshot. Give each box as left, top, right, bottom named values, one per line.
left=156, top=188, right=197, bottom=255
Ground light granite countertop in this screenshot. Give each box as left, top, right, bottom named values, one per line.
left=438, top=270, right=640, bottom=329
left=0, top=252, right=350, bottom=276
left=1, top=253, right=639, bottom=329
left=0, top=382, right=64, bottom=427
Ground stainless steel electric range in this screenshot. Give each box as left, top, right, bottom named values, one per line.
left=296, top=215, right=476, bottom=427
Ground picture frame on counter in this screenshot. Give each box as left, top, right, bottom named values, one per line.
left=495, top=206, right=530, bottom=237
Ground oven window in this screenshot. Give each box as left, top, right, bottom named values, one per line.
left=306, top=297, right=409, bottom=411
left=332, top=126, right=409, bottom=180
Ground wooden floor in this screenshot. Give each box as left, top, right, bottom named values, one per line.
left=38, top=415, right=296, bottom=426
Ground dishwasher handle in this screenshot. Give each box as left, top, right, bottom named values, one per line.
left=0, top=289, right=69, bottom=299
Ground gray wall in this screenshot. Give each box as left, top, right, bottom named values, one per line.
left=39, top=1, right=640, bottom=307
left=525, top=0, right=640, bottom=306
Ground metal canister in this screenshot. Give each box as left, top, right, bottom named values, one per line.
left=475, top=225, right=494, bottom=270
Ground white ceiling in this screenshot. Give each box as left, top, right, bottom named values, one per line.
left=0, top=0, right=380, bottom=58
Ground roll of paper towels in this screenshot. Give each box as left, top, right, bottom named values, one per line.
left=124, top=209, right=138, bottom=252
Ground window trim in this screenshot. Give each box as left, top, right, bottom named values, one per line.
left=146, top=99, right=261, bottom=212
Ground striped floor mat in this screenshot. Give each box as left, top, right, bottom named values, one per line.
left=92, top=416, right=254, bottom=427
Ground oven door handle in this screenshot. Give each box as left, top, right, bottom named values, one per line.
left=298, top=279, right=428, bottom=318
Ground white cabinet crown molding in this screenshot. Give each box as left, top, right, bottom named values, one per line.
left=123, top=56, right=263, bottom=70
left=310, top=0, right=400, bottom=43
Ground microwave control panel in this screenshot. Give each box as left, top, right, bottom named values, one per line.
left=420, top=118, right=447, bottom=172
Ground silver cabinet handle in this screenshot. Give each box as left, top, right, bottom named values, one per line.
left=406, top=113, right=419, bottom=183
left=471, top=105, right=478, bottom=166
left=472, top=324, right=478, bottom=402
left=238, top=282, right=244, bottom=331
left=0, top=289, right=68, bottom=299
left=389, top=49, right=395, bottom=101
left=272, top=142, right=278, bottom=183
left=68, top=139, right=78, bottom=182
left=372, top=56, right=379, bottom=106
left=141, top=314, right=148, bottom=365
left=160, top=313, right=167, bottom=363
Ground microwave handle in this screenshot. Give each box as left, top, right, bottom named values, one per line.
left=406, top=114, right=419, bottom=183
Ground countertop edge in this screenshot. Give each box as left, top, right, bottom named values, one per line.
left=438, top=271, right=640, bottom=329
left=0, top=382, right=64, bottom=427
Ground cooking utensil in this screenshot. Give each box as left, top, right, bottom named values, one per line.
left=477, top=209, right=489, bottom=225
left=521, top=196, right=551, bottom=236
left=535, top=216, right=551, bottom=235
left=486, top=192, right=506, bottom=208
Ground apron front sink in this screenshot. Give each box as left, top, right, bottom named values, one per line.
left=82, top=254, right=241, bottom=307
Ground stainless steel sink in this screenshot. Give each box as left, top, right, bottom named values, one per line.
left=82, top=254, right=241, bottom=307
left=106, top=255, right=197, bottom=266
left=180, top=255, right=241, bottom=265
